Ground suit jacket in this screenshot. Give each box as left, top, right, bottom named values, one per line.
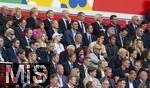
left=20, top=36, right=33, bottom=49
left=82, top=33, right=95, bottom=47
left=46, top=28, right=62, bottom=40
left=6, top=47, right=18, bottom=63
left=92, top=21, right=106, bottom=37
left=44, top=18, right=52, bottom=32
left=100, top=77, right=115, bottom=88
left=0, top=13, right=8, bottom=27
left=26, top=17, right=41, bottom=29
left=79, top=65, right=88, bottom=79
left=107, top=23, right=121, bottom=35
left=0, top=47, right=8, bottom=62
left=136, top=79, right=150, bottom=88
left=116, top=34, right=126, bottom=48
left=64, top=30, right=80, bottom=45
left=14, top=27, right=25, bottom=40
left=126, top=23, right=137, bottom=38
left=77, top=21, right=87, bottom=34
left=105, top=44, right=118, bottom=57
left=59, top=51, right=69, bottom=64
left=83, top=76, right=102, bottom=88
left=125, top=78, right=137, bottom=88
left=59, top=18, right=71, bottom=33
left=4, top=37, right=12, bottom=49
left=50, top=61, right=57, bottom=75
left=63, top=61, right=79, bottom=76
left=13, top=16, right=22, bottom=27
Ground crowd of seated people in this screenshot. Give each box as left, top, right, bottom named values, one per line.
left=0, top=5, right=150, bottom=88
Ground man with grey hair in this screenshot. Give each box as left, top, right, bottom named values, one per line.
left=126, top=15, right=140, bottom=38
left=59, top=10, right=71, bottom=33
left=59, top=45, right=75, bottom=64
left=92, top=14, right=106, bottom=37
left=0, top=5, right=9, bottom=27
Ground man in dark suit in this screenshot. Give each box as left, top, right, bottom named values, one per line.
left=64, top=76, right=77, bottom=88
left=0, top=6, right=9, bottom=27
left=77, top=12, right=87, bottom=34
left=50, top=53, right=60, bottom=75
left=100, top=67, right=115, bottom=88
left=14, top=18, right=26, bottom=40
left=80, top=57, right=92, bottom=79
left=104, top=25, right=115, bottom=44
left=4, top=28, right=15, bottom=49
left=74, top=33, right=85, bottom=49
left=136, top=71, right=150, bottom=88
left=126, top=16, right=140, bottom=38
left=64, top=20, right=80, bottom=45
left=82, top=25, right=95, bottom=47
left=105, top=35, right=118, bottom=57
left=44, top=10, right=53, bottom=33
left=46, top=20, right=62, bottom=40
left=26, top=7, right=41, bottom=29
left=7, top=39, right=20, bottom=62
left=125, top=70, right=137, bottom=88
left=0, top=36, right=8, bottom=62
left=107, top=15, right=121, bottom=35
left=59, top=10, right=71, bottom=33
left=62, top=53, right=79, bottom=76
left=20, top=28, right=33, bottom=49
left=116, top=28, right=128, bottom=48
left=59, top=45, right=75, bottom=64
left=92, top=14, right=106, bottom=37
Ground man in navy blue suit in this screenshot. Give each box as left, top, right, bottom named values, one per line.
left=44, top=10, right=54, bottom=32
left=82, top=25, right=95, bottom=47
left=14, top=18, right=26, bottom=40
left=59, top=10, right=71, bottom=33
left=92, top=14, right=106, bottom=37
left=0, top=6, right=9, bottom=27
left=77, top=12, right=87, bottom=34
left=64, top=20, right=80, bottom=45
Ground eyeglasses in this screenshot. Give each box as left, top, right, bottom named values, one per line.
left=95, top=48, right=101, bottom=50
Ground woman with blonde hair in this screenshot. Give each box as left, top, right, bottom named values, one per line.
left=70, top=68, right=84, bottom=88
left=37, top=33, right=48, bottom=48
left=28, top=51, right=38, bottom=64
left=12, top=7, right=22, bottom=27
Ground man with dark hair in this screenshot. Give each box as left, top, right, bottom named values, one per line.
left=64, top=20, right=80, bottom=45
left=83, top=66, right=102, bottom=88
left=107, top=15, right=121, bottom=35
left=77, top=12, right=87, bottom=34
left=116, top=27, right=128, bottom=48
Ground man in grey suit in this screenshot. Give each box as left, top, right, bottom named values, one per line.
left=83, top=67, right=102, bottom=88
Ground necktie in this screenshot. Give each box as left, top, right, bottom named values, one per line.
left=81, top=22, right=86, bottom=33
left=65, top=20, right=69, bottom=29
left=89, top=35, right=92, bottom=43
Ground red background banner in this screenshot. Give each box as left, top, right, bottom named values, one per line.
left=93, top=0, right=150, bottom=15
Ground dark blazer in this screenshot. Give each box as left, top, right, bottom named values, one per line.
left=92, top=22, right=106, bottom=37
left=44, top=18, right=52, bottom=32
left=0, top=47, right=8, bottom=62
left=4, top=37, right=12, bottom=49
left=107, top=23, right=121, bottom=35
left=26, top=17, right=41, bottom=29
left=6, top=47, right=18, bottom=63
left=59, top=51, right=69, bottom=64
left=59, top=18, right=71, bottom=33
left=63, top=61, right=79, bottom=76
left=14, top=27, right=25, bottom=40
left=77, top=21, right=87, bottom=34
left=0, top=13, right=8, bottom=27
left=79, top=65, right=87, bottom=79
left=100, top=77, right=115, bottom=88
left=105, top=44, right=118, bottom=58
left=20, top=36, right=33, bottom=49
left=13, top=16, right=22, bottom=27
left=116, top=34, right=126, bottom=48
left=136, top=79, right=150, bottom=88
left=46, top=28, right=62, bottom=40
left=125, top=78, right=137, bottom=88
left=126, top=23, right=137, bottom=38
left=50, top=61, right=57, bottom=75
left=82, top=33, right=95, bottom=47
